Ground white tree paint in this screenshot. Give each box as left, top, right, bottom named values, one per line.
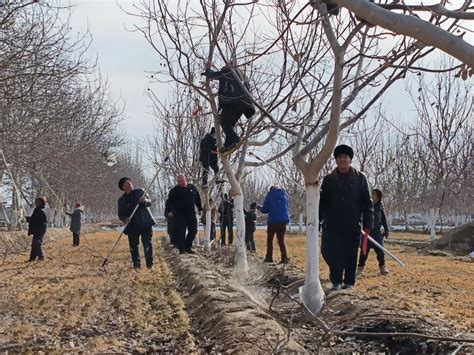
left=204, top=209, right=211, bottom=251
left=233, top=193, right=248, bottom=274
left=299, top=184, right=324, bottom=315
left=298, top=213, right=304, bottom=233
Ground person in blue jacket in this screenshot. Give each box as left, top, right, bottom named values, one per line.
left=258, top=186, right=290, bottom=264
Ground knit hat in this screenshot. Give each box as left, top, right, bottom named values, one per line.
left=334, top=144, right=354, bottom=159
left=36, top=196, right=47, bottom=207
left=74, top=202, right=81, bottom=208
left=118, top=177, right=131, bottom=191
left=210, top=127, right=215, bottom=134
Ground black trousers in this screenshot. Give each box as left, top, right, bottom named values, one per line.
left=220, top=222, right=233, bottom=245
left=321, top=230, right=360, bottom=286
left=220, top=102, right=255, bottom=147
left=127, top=226, right=153, bottom=268
left=200, top=155, right=219, bottom=185
left=175, top=214, right=198, bottom=251
left=167, top=218, right=178, bottom=247
left=29, top=233, right=44, bottom=261
left=72, top=232, right=80, bottom=246
left=245, top=226, right=256, bottom=252
left=358, top=233, right=385, bottom=267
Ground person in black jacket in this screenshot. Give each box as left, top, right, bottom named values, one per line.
left=319, top=145, right=374, bottom=290
left=244, top=202, right=257, bottom=252
left=118, top=177, right=156, bottom=270
left=202, top=63, right=256, bottom=151
left=26, top=196, right=48, bottom=261
left=66, top=202, right=83, bottom=246
left=218, top=193, right=234, bottom=245
left=199, top=127, right=219, bottom=187
left=166, top=174, right=202, bottom=254
left=357, top=188, right=390, bottom=275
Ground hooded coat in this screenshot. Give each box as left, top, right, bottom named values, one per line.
left=259, top=188, right=290, bottom=225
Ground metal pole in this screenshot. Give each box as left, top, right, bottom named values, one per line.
left=366, top=233, right=405, bottom=267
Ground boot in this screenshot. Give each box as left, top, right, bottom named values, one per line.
left=356, top=266, right=365, bottom=275
left=380, top=264, right=389, bottom=275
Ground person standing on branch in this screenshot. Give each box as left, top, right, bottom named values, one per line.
left=357, top=188, right=390, bottom=275
left=26, top=196, right=48, bottom=262
left=166, top=174, right=202, bottom=254
left=199, top=127, right=219, bottom=188
left=244, top=202, right=257, bottom=252
left=202, top=62, right=256, bottom=152
left=320, top=145, right=374, bottom=290
left=118, top=177, right=156, bottom=270
left=258, top=187, right=290, bottom=264
left=219, top=193, right=234, bottom=245
left=66, top=202, right=83, bottom=247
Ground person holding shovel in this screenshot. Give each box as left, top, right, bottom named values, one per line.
left=66, top=202, right=83, bottom=247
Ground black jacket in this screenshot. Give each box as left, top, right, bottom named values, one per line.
left=167, top=184, right=202, bottom=216
left=319, top=167, right=374, bottom=234
left=373, top=201, right=389, bottom=236
left=203, top=66, right=255, bottom=117
left=219, top=199, right=234, bottom=224
left=244, top=209, right=257, bottom=231
left=199, top=133, right=218, bottom=162
left=118, top=189, right=156, bottom=235
left=26, top=207, right=47, bottom=236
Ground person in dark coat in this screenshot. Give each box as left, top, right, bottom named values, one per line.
left=199, top=127, right=219, bottom=187
left=166, top=174, right=202, bottom=254
left=202, top=63, right=256, bottom=151
left=357, top=188, right=390, bottom=275
left=26, top=196, right=48, bottom=261
left=258, top=187, right=290, bottom=264
left=319, top=144, right=374, bottom=290
left=218, top=193, right=234, bottom=245
left=66, top=202, right=83, bottom=246
left=201, top=198, right=218, bottom=241
left=118, top=177, right=156, bottom=270
left=244, top=202, right=257, bottom=252
left=164, top=196, right=177, bottom=248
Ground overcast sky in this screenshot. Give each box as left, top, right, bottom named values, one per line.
left=67, top=0, right=469, bottom=145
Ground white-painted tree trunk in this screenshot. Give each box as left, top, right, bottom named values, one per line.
left=299, top=184, right=325, bottom=315
left=233, top=193, right=248, bottom=274
left=429, top=208, right=439, bottom=241
left=298, top=213, right=304, bottom=233
left=288, top=218, right=293, bottom=233
left=204, top=209, right=211, bottom=251
left=194, top=212, right=200, bottom=246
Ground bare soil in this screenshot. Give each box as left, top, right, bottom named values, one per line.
left=0, top=230, right=192, bottom=352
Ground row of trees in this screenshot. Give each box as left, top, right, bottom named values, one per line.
left=0, top=2, right=143, bottom=228
left=134, top=0, right=473, bottom=314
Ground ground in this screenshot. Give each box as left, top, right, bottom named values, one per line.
left=0, top=230, right=192, bottom=352
left=253, top=230, right=473, bottom=330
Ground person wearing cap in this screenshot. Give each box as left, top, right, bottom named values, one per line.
left=357, top=188, right=390, bottom=276
left=319, top=144, right=374, bottom=290
left=244, top=202, right=258, bottom=252
left=258, top=186, right=290, bottom=264
left=66, top=202, right=83, bottom=247
left=166, top=174, right=202, bottom=254
left=199, top=127, right=219, bottom=188
left=117, top=177, right=156, bottom=270
left=26, top=196, right=48, bottom=261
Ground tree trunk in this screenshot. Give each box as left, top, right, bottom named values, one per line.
left=429, top=208, right=438, bottom=241
left=298, top=213, right=304, bottom=233
left=299, top=183, right=325, bottom=315
left=194, top=212, right=200, bottom=247
left=233, top=193, right=248, bottom=274
left=204, top=209, right=211, bottom=251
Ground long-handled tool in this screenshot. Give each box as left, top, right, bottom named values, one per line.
left=101, top=158, right=169, bottom=268
left=362, top=229, right=405, bottom=267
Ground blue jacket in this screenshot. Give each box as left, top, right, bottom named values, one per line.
left=259, top=188, right=290, bottom=225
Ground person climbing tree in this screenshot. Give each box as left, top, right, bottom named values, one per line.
left=26, top=196, right=48, bottom=262
left=319, top=145, right=374, bottom=290
left=202, top=62, right=256, bottom=152
left=199, top=127, right=219, bottom=188
left=218, top=193, right=234, bottom=245
left=117, top=177, right=156, bottom=270
left=258, top=186, right=290, bottom=264
left=66, top=202, right=83, bottom=247
left=166, top=174, right=202, bottom=254
left=244, top=202, right=257, bottom=252
left=357, top=188, right=390, bottom=275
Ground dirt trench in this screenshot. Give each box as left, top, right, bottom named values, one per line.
left=165, top=240, right=473, bottom=353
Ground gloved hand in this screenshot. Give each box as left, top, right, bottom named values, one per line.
left=384, top=231, right=389, bottom=239
left=361, top=228, right=371, bottom=256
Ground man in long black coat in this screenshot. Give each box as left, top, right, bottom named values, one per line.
left=166, top=174, right=202, bottom=254
left=118, top=177, right=156, bottom=270
left=319, top=145, right=374, bottom=290
left=202, top=63, right=256, bottom=151
left=26, top=196, right=48, bottom=262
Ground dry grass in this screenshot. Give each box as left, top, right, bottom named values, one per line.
left=0, top=231, right=190, bottom=352
left=251, top=230, right=473, bottom=330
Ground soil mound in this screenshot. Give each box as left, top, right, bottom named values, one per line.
left=432, top=221, right=474, bottom=256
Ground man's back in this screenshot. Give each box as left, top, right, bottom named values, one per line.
left=168, top=184, right=201, bottom=216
